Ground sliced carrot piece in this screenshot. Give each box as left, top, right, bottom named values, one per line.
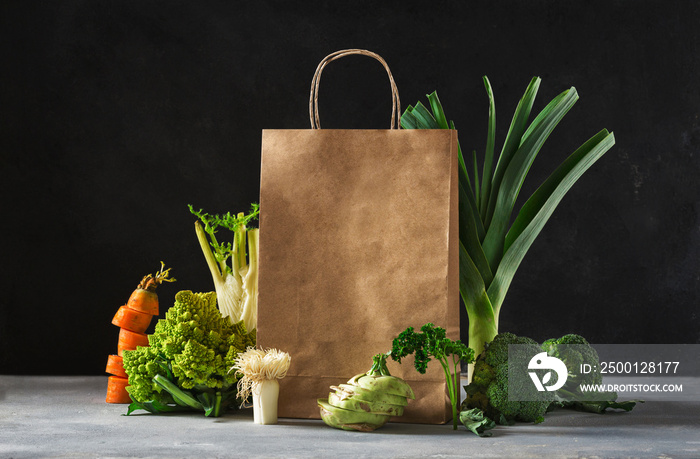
left=106, top=375, right=131, bottom=404
left=126, top=288, right=159, bottom=315
left=112, top=305, right=153, bottom=333
left=105, top=354, right=128, bottom=378
left=117, top=328, right=149, bottom=356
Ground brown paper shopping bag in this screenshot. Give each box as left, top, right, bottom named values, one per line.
left=257, top=49, right=460, bottom=424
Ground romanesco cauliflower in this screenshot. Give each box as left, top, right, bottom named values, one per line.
left=122, top=290, right=255, bottom=417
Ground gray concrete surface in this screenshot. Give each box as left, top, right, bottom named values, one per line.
left=0, top=376, right=698, bottom=458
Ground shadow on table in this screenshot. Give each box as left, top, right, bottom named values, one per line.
left=208, top=401, right=698, bottom=435
left=347, top=401, right=698, bottom=437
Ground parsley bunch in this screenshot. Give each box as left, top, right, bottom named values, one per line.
left=390, top=323, right=474, bottom=430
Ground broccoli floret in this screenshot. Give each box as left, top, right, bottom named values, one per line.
left=542, top=333, right=639, bottom=413
left=122, top=290, right=255, bottom=417
left=462, top=332, right=552, bottom=424
left=541, top=333, right=602, bottom=388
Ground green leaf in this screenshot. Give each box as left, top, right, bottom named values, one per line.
left=410, top=101, right=440, bottom=129
left=483, top=77, right=541, bottom=230
left=411, top=92, right=484, bottom=240
left=486, top=130, right=615, bottom=317
left=481, top=87, right=579, bottom=270
left=559, top=399, right=641, bottom=414
left=400, top=108, right=420, bottom=129
left=459, top=177, right=492, bottom=287
left=460, top=408, right=497, bottom=437
left=459, top=156, right=485, bottom=241
left=459, top=242, right=497, bottom=332
left=472, top=150, right=480, bottom=208
left=124, top=399, right=192, bottom=415
left=197, top=391, right=224, bottom=417
left=505, top=129, right=613, bottom=251
left=125, top=401, right=146, bottom=415
left=427, top=91, right=450, bottom=129
left=459, top=241, right=498, bottom=357
left=520, top=90, right=569, bottom=144
left=402, top=97, right=483, bottom=235
left=479, top=76, right=497, bottom=217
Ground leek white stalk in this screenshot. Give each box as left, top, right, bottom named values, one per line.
left=232, top=348, right=292, bottom=425
left=253, top=380, right=279, bottom=425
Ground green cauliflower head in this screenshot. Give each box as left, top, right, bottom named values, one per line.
left=122, top=346, right=168, bottom=404
left=123, top=290, right=255, bottom=404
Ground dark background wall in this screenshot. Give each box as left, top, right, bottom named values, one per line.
left=2, top=1, right=698, bottom=375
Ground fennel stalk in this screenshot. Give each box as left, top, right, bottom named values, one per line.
left=190, top=204, right=259, bottom=333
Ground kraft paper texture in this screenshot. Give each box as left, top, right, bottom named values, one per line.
left=257, top=129, right=459, bottom=424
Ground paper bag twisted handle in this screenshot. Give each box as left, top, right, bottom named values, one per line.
left=309, top=49, right=401, bottom=129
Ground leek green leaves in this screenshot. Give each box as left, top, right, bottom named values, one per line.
left=401, top=77, right=615, bottom=359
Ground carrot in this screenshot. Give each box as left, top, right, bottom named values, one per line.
left=112, top=305, right=153, bottom=333
left=106, top=375, right=131, bottom=404
left=126, top=262, right=175, bottom=315
left=106, top=264, right=174, bottom=404
left=105, top=354, right=128, bottom=378
left=117, top=328, right=149, bottom=356
left=127, top=289, right=159, bottom=315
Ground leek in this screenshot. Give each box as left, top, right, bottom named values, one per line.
left=401, top=77, right=615, bottom=364
left=232, top=347, right=292, bottom=425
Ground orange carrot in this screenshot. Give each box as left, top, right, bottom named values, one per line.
left=106, top=375, right=131, bottom=404
left=126, top=262, right=175, bottom=315
left=112, top=305, right=153, bottom=333
left=117, top=328, right=149, bottom=356
left=105, top=354, right=128, bottom=378
left=106, top=264, right=174, bottom=404
left=127, top=289, right=159, bottom=315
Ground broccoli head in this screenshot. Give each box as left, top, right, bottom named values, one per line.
left=541, top=333, right=603, bottom=388
left=542, top=334, right=639, bottom=413
left=462, top=332, right=552, bottom=424
left=122, top=290, right=256, bottom=416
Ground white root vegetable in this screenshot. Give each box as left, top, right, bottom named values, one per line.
left=232, top=348, right=291, bottom=425
left=253, top=380, right=280, bottom=425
